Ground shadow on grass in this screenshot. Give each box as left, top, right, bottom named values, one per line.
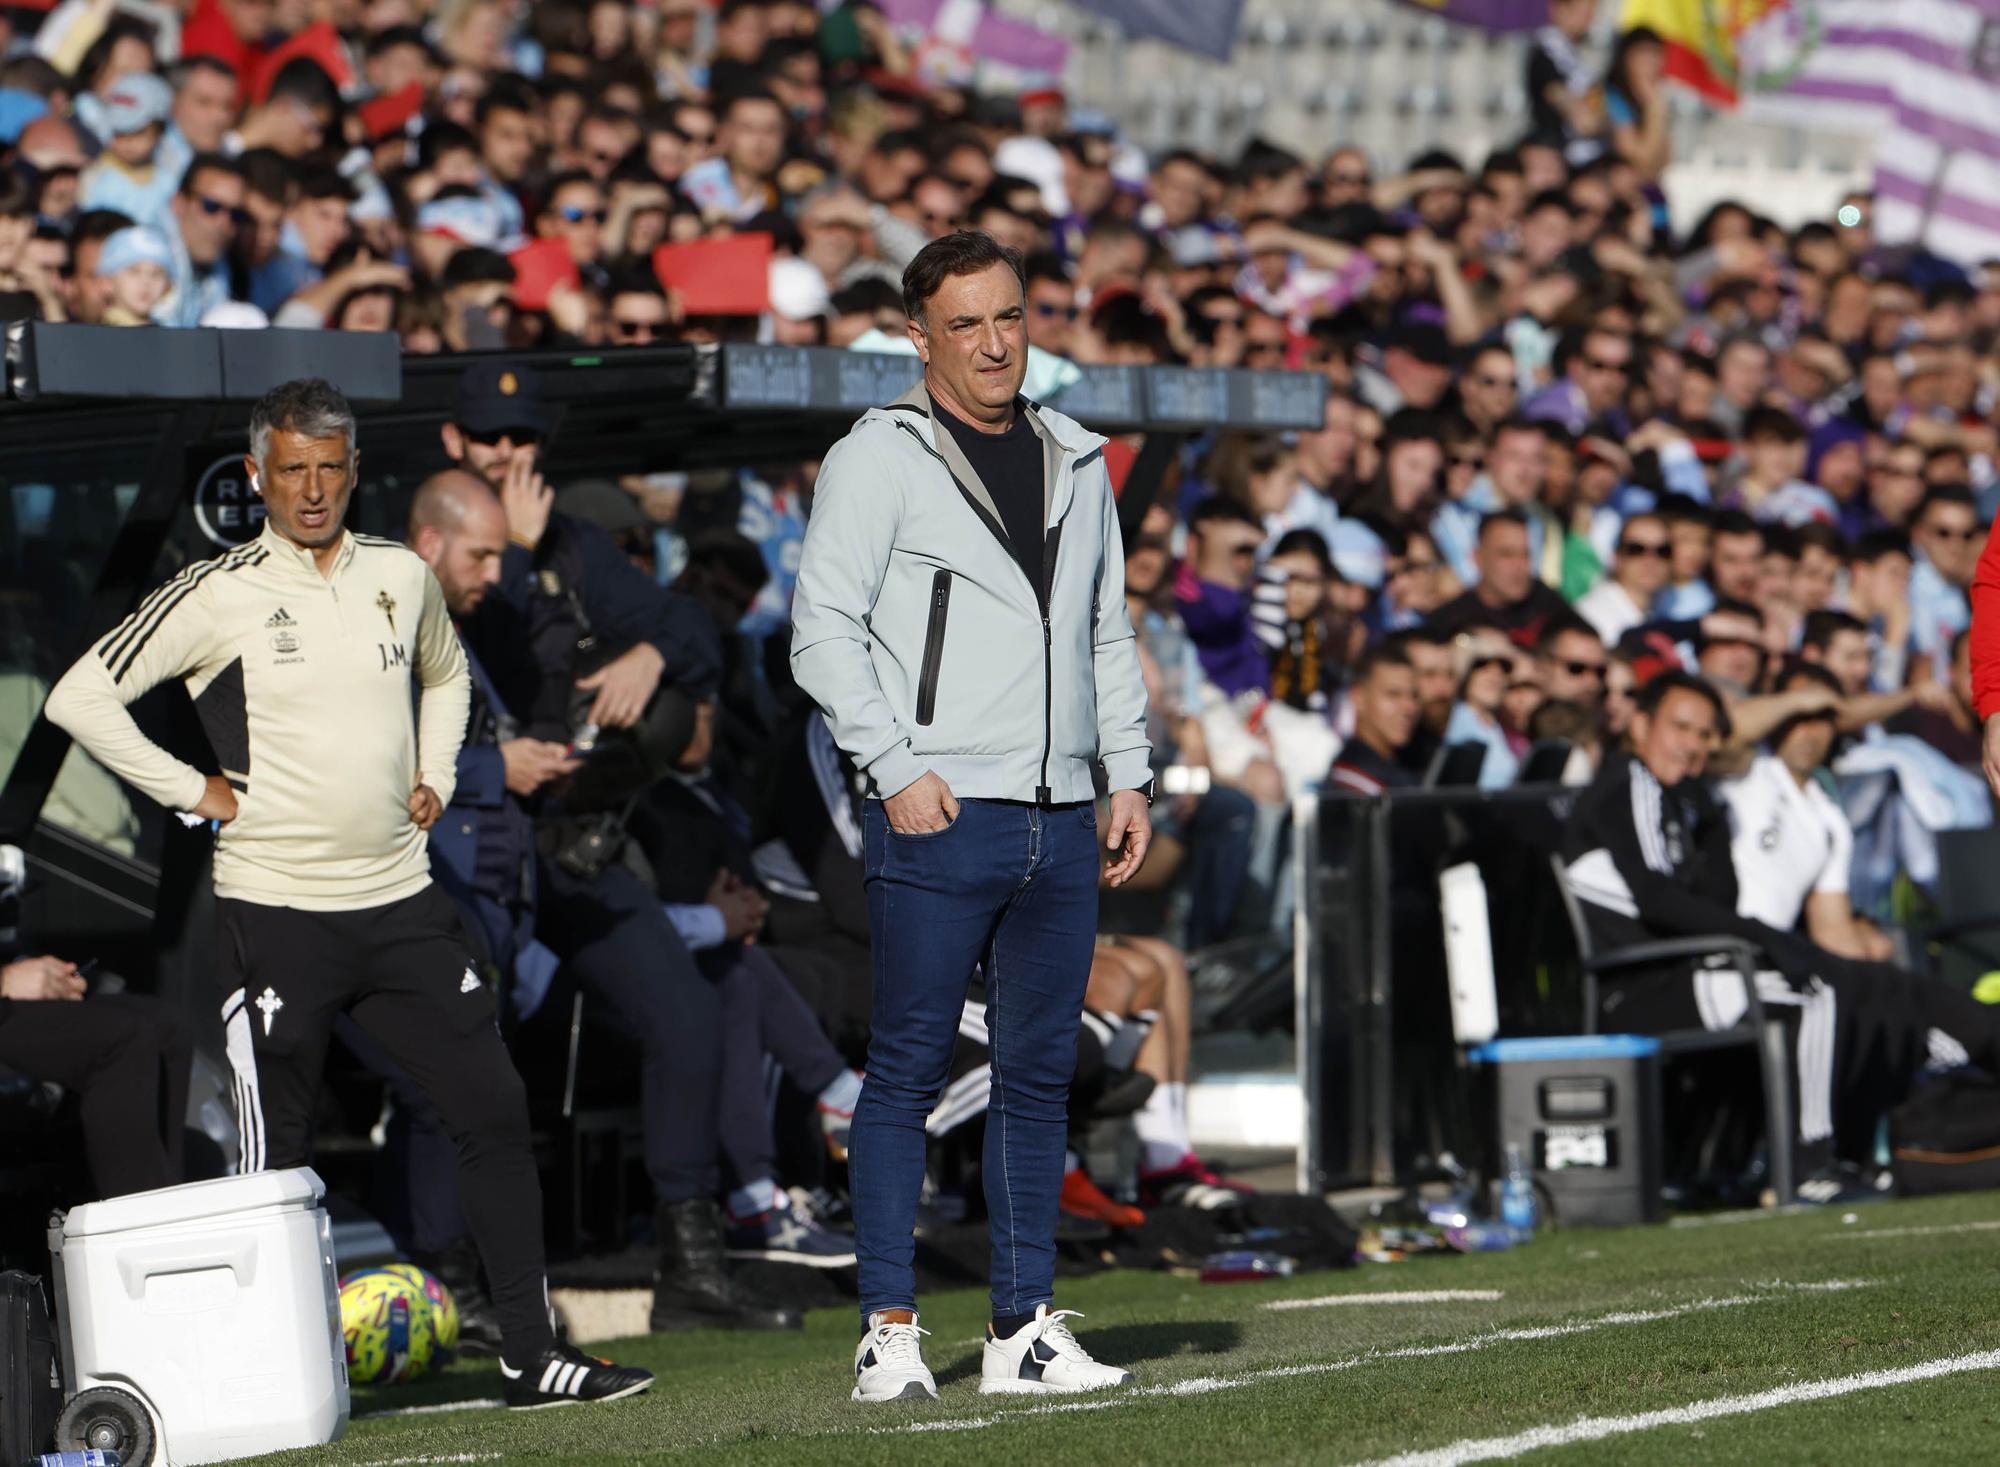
left=933, top=1319, right=1242, bottom=1387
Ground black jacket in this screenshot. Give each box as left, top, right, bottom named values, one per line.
left=1560, top=753, right=1811, bottom=973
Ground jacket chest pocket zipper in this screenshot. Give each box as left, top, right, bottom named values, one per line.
left=915, top=569, right=953, bottom=726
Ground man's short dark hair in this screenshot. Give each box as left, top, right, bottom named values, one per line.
left=1187, top=494, right=1261, bottom=535
left=1350, top=641, right=1413, bottom=687
left=719, top=87, right=783, bottom=122
left=1635, top=669, right=1724, bottom=722
left=1022, top=250, right=1070, bottom=289
left=1711, top=507, right=1760, bottom=543
left=179, top=152, right=245, bottom=198
left=478, top=75, right=541, bottom=124
left=237, top=147, right=294, bottom=207
left=1742, top=404, right=1805, bottom=442
left=1796, top=520, right=1850, bottom=560
left=1478, top=506, right=1529, bottom=540
left=606, top=264, right=666, bottom=301
left=72, top=208, right=135, bottom=245
left=902, top=231, right=1025, bottom=324
left=831, top=277, right=904, bottom=319
left=1536, top=611, right=1601, bottom=655
left=1654, top=492, right=1712, bottom=528
left=1915, top=483, right=1977, bottom=523
left=171, top=52, right=239, bottom=87
left=264, top=57, right=340, bottom=116
left=1800, top=608, right=1867, bottom=654
left=1778, top=657, right=1843, bottom=698
left=441, top=248, right=517, bottom=290
left=1853, top=528, right=1912, bottom=565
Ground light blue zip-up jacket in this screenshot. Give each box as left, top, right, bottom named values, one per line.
left=790, top=381, right=1152, bottom=805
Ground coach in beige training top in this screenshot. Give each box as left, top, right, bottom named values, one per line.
left=46, top=459, right=469, bottom=909
left=41, top=376, right=657, bottom=1406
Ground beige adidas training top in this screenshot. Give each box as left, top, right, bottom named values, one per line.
left=45, top=524, right=470, bottom=911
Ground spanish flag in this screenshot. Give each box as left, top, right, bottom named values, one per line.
left=1620, top=0, right=1790, bottom=107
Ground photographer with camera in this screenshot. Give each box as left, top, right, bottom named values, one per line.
left=437, top=366, right=797, bottom=1333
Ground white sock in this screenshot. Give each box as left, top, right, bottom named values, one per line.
left=818, top=1068, right=863, bottom=1114
left=1135, top=1079, right=1192, bottom=1172
left=1064, top=1148, right=1083, bottom=1173
left=727, top=1176, right=782, bottom=1221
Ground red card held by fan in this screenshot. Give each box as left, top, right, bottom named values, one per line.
left=508, top=238, right=581, bottom=313
left=652, top=234, right=771, bottom=316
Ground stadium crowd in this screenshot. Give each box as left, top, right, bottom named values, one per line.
left=4, top=0, right=2000, bottom=1348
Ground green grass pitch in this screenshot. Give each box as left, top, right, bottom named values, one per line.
left=253, top=1191, right=2000, bottom=1466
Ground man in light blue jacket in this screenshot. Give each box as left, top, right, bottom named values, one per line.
left=791, top=231, right=1154, bottom=1405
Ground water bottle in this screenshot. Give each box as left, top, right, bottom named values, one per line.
left=31, top=1451, right=123, bottom=1467
left=1200, top=1250, right=1296, bottom=1283
left=1499, top=1142, right=1540, bottom=1236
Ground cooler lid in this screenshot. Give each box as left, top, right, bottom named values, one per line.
left=61, top=1167, right=324, bottom=1239
left=1467, top=1035, right=1661, bottom=1064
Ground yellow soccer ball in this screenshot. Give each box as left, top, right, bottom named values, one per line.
left=377, top=1262, right=460, bottom=1363
left=339, top=1269, right=441, bottom=1384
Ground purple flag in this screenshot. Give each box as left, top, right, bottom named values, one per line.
left=1387, top=0, right=1550, bottom=32
left=873, top=0, right=1069, bottom=74
left=1065, top=0, right=1247, bottom=62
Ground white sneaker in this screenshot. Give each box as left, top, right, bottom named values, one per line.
left=980, top=1305, right=1133, bottom=1395
left=852, top=1312, right=938, bottom=1403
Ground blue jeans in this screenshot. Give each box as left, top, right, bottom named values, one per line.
left=851, top=797, right=1099, bottom=1323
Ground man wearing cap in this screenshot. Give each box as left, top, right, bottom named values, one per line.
left=435, top=364, right=797, bottom=1332
left=78, top=72, right=177, bottom=226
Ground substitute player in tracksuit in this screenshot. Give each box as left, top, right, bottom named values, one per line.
left=44, top=378, right=650, bottom=1410
left=1561, top=670, right=2000, bottom=1196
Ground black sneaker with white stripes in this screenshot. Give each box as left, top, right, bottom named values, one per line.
left=501, top=1343, right=654, bottom=1409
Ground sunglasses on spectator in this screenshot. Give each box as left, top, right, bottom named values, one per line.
left=195, top=195, right=253, bottom=226
left=465, top=427, right=542, bottom=447
left=558, top=205, right=607, bottom=225
left=1619, top=540, right=1672, bottom=558
left=1450, top=451, right=1483, bottom=470
left=1033, top=301, right=1079, bottom=320
left=611, top=318, right=665, bottom=340
left=1468, top=655, right=1512, bottom=677
left=1562, top=660, right=1607, bottom=679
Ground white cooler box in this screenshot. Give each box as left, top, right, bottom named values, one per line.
left=49, top=1168, right=349, bottom=1466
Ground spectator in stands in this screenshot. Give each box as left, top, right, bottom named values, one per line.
left=1576, top=510, right=1671, bottom=644
left=1907, top=485, right=1980, bottom=679
left=1329, top=642, right=1420, bottom=794
left=1431, top=510, right=1570, bottom=643
left=1538, top=614, right=1610, bottom=716
left=1707, top=509, right=1766, bottom=604
left=96, top=225, right=174, bottom=325
left=1525, top=327, right=1632, bottom=437
left=77, top=72, right=175, bottom=225
left=1178, top=496, right=1274, bottom=699
left=159, top=153, right=245, bottom=326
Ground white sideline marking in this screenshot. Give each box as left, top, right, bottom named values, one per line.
left=870, top=1294, right=1768, bottom=1436
left=360, top=1396, right=507, bottom=1419
left=1266, top=1289, right=1504, bottom=1312
left=1820, top=1218, right=2000, bottom=1243
left=1668, top=1205, right=1812, bottom=1229
left=350, top=1454, right=500, bottom=1466
left=1348, top=1348, right=2000, bottom=1467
